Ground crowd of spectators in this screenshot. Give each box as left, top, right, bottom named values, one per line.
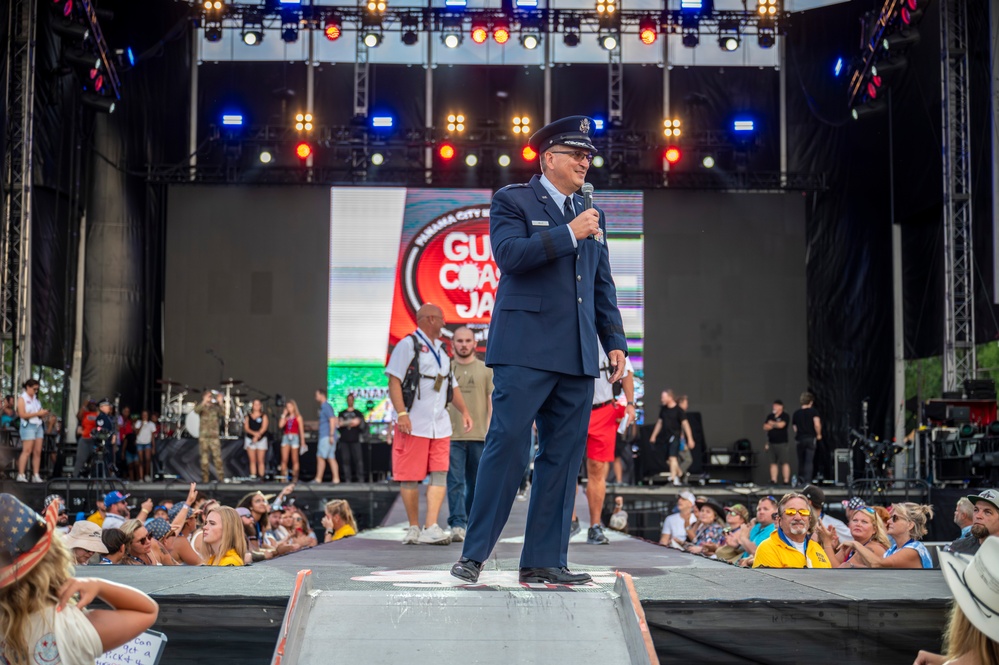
left=31, top=481, right=358, bottom=569
left=657, top=484, right=999, bottom=571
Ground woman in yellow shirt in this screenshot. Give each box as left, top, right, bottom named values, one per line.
left=322, top=499, right=358, bottom=542
left=200, top=506, right=246, bottom=566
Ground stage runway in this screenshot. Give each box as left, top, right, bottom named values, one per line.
left=57, top=482, right=953, bottom=664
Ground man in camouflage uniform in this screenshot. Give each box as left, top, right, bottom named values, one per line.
left=195, top=390, right=225, bottom=482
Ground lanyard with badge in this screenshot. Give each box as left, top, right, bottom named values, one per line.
left=415, top=330, right=449, bottom=392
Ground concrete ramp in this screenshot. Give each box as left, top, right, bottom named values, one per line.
left=273, top=569, right=657, bottom=665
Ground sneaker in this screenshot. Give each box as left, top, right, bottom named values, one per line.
left=417, top=524, right=452, bottom=545
left=31, top=474, right=43, bottom=483
left=15, top=474, right=27, bottom=482
left=450, top=526, right=466, bottom=542
left=587, top=524, right=610, bottom=545
left=672, top=476, right=683, bottom=487
left=249, top=475, right=258, bottom=481
left=570, top=518, right=581, bottom=537
left=144, top=475, right=152, bottom=482
left=402, top=525, right=422, bottom=545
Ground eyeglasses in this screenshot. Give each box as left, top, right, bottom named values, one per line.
left=888, top=514, right=907, bottom=523
left=135, top=536, right=150, bottom=545
left=549, top=150, right=594, bottom=164
left=783, top=508, right=811, bottom=517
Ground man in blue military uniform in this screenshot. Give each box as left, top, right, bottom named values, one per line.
left=451, top=115, right=627, bottom=585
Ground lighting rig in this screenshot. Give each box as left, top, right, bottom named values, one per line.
left=187, top=1, right=788, bottom=51
left=51, top=0, right=122, bottom=112
left=846, top=0, right=928, bottom=120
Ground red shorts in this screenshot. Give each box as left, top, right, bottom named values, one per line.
left=586, top=403, right=622, bottom=463
left=391, top=430, right=450, bottom=481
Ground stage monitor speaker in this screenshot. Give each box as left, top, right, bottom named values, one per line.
left=834, top=448, right=851, bottom=486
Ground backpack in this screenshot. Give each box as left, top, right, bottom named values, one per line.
left=400, top=334, right=453, bottom=410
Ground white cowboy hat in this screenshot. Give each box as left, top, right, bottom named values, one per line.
left=939, top=535, right=999, bottom=643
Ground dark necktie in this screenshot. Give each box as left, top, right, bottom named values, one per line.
left=563, top=197, right=574, bottom=224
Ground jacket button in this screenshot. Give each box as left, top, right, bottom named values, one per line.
left=577, top=297, right=583, bottom=304
left=576, top=275, right=581, bottom=282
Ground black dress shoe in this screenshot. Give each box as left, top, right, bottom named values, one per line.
left=519, top=567, right=592, bottom=585
left=450, top=557, right=483, bottom=583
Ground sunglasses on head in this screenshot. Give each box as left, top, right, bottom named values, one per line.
left=857, top=506, right=876, bottom=515
left=783, top=508, right=811, bottom=517
left=765, top=495, right=778, bottom=504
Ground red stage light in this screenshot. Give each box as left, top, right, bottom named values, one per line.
left=471, top=25, right=488, bottom=44
left=664, top=146, right=681, bottom=164
left=493, top=26, right=510, bottom=44
left=866, top=75, right=882, bottom=99
left=639, top=18, right=657, bottom=45
left=295, top=142, right=312, bottom=159
left=439, top=143, right=456, bottom=160
left=521, top=145, right=537, bottom=161
left=324, top=19, right=342, bottom=41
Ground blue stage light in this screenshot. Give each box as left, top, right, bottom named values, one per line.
left=278, top=0, right=302, bottom=4
left=834, top=57, right=843, bottom=77
left=515, top=0, right=539, bottom=7
left=222, top=113, right=244, bottom=127
left=444, top=0, right=466, bottom=6
left=593, top=118, right=605, bottom=131
left=126, top=46, right=135, bottom=67
left=733, top=118, right=755, bottom=132
left=680, top=0, right=703, bottom=9
left=371, top=115, right=394, bottom=128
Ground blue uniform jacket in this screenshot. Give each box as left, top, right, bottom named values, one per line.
left=485, top=174, right=626, bottom=378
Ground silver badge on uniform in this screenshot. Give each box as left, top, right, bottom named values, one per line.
left=532, top=220, right=549, bottom=226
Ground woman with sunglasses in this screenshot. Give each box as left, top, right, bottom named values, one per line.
left=818, top=505, right=890, bottom=568
left=285, top=510, right=318, bottom=549
left=840, top=502, right=934, bottom=569
left=120, top=519, right=176, bottom=566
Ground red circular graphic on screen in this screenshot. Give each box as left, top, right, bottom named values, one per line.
left=402, top=208, right=497, bottom=326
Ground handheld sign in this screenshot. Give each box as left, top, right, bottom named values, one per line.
left=95, top=630, right=167, bottom=665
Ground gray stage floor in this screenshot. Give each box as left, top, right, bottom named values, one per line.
left=84, top=486, right=953, bottom=664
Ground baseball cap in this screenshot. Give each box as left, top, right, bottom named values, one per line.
left=44, top=494, right=65, bottom=513
left=145, top=518, right=173, bottom=541
left=103, top=491, right=130, bottom=509
left=236, top=507, right=252, bottom=518
left=678, top=491, right=696, bottom=505
left=167, top=503, right=193, bottom=522
left=726, top=504, right=750, bottom=522
left=968, top=489, right=999, bottom=512
left=800, top=485, right=826, bottom=507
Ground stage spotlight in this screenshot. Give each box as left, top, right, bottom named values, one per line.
left=598, top=32, right=618, bottom=50
left=242, top=23, right=263, bottom=45
left=294, top=112, right=313, bottom=132
left=64, top=48, right=100, bottom=71
left=205, top=22, right=223, bottom=42
left=221, top=113, right=243, bottom=126
left=522, top=145, right=537, bottom=161
left=865, top=74, right=883, bottom=99
left=400, top=15, right=419, bottom=45
left=371, top=152, right=385, bottom=166
left=442, top=32, right=462, bottom=48
left=365, top=0, right=387, bottom=16
left=515, top=0, right=538, bottom=7
left=324, top=16, right=342, bottom=41
left=363, top=31, right=383, bottom=47
left=719, top=36, right=739, bottom=51
left=471, top=22, right=488, bottom=44
left=562, top=15, right=581, bottom=47
left=445, top=0, right=466, bottom=6
left=447, top=114, right=466, bottom=133
left=52, top=19, right=90, bottom=42
left=850, top=99, right=886, bottom=120
left=51, top=0, right=73, bottom=18
left=663, top=118, right=681, bottom=138
left=596, top=0, right=616, bottom=17
left=295, top=142, right=312, bottom=159
left=757, top=27, right=775, bottom=48
left=521, top=33, right=540, bottom=50
left=438, top=143, right=456, bottom=160
left=639, top=17, right=657, bottom=45
left=259, top=149, right=273, bottom=164
left=871, top=57, right=907, bottom=79
left=371, top=115, right=394, bottom=129
left=203, top=0, right=224, bottom=10
left=682, top=31, right=699, bottom=48
left=882, top=29, right=919, bottom=53
left=680, top=0, right=704, bottom=9
left=733, top=118, right=755, bottom=132
left=718, top=18, right=739, bottom=51
left=281, top=25, right=298, bottom=43
left=702, top=155, right=715, bottom=168
left=664, top=146, right=681, bottom=164
left=493, top=21, right=511, bottom=44
left=465, top=154, right=478, bottom=167
left=591, top=155, right=604, bottom=168
left=901, top=0, right=927, bottom=25
left=512, top=116, right=530, bottom=135
left=757, top=0, right=779, bottom=16
left=441, top=16, right=462, bottom=48
left=81, top=92, right=114, bottom=114
left=498, top=154, right=511, bottom=167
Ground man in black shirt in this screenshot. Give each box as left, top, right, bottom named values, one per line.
left=763, top=400, right=791, bottom=485
left=791, top=392, right=822, bottom=487
left=649, top=389, right=695, bottom=486
left=337, top=393, right=366, bottom=483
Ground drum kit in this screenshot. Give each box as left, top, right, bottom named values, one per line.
left=157, top=378, right=248, bottom=439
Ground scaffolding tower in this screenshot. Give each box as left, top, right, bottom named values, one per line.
left=940, top=0, right=975, bottom=391
left=1, top=0, right=37, bottom=395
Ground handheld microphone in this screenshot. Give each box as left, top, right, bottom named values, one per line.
left=581, top=183, right=600, bottom=242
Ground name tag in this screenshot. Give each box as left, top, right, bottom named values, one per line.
left=531, top=220, right=549, bottom=227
